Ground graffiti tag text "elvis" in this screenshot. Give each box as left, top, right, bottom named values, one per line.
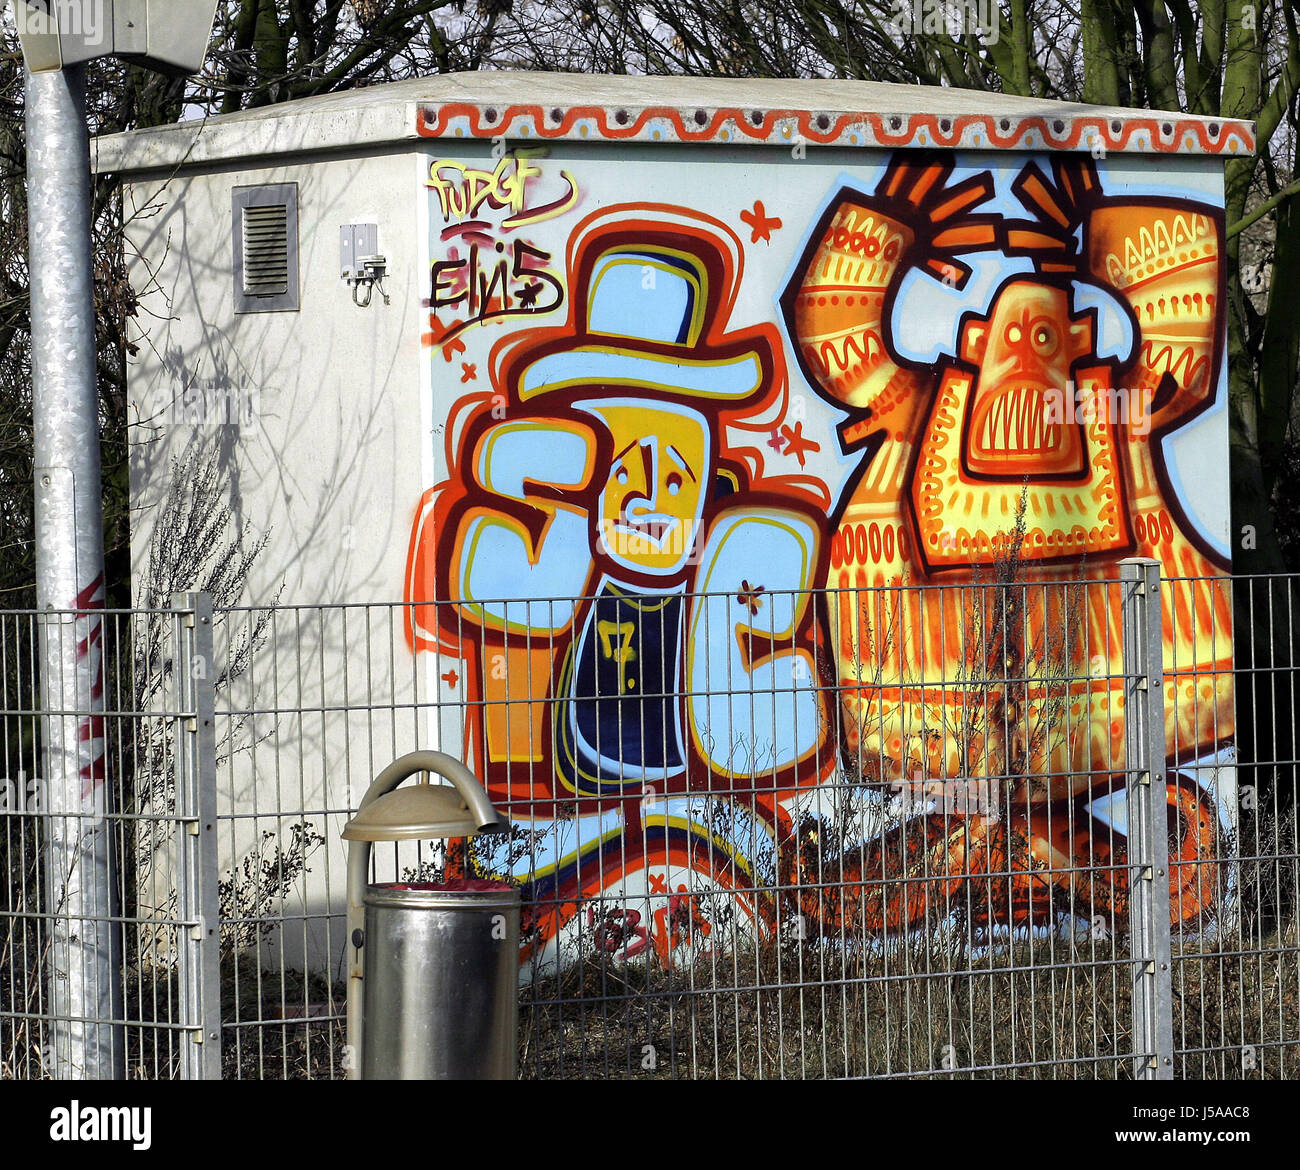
left=430, top=238, right=563, bottom=327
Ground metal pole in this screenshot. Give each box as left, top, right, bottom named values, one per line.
left=173, top=593, right=221, bottom=1079
left=26, top=62, right=123, bottom=1079
left=1120, top=558, right=1174, bottom=1081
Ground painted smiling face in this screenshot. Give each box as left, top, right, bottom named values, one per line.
left=585, top=401, right=711, bottom=579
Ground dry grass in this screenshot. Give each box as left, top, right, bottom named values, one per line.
left=515, top=926, right=1300, bottom=1080
left=5, top=919, right=1296, bottom=1080
left=522, top=932, right=1127, bottom=1080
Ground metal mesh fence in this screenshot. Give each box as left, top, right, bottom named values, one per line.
left=2, top=570, right=1297, bottom=1079
left=0, top=603, right=192, bottom=1079
left=1172, top=575, right=1300, bottom=1078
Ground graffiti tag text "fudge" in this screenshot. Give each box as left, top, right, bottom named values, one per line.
left=427, top=156, right=579, bottom=228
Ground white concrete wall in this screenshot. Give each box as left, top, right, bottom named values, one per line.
left=125, top=147, right=425, bottom=609
left=125, top=148, right=430, bottom=972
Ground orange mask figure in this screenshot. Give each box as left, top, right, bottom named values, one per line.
left=782, top=153, right=1232, bottom=936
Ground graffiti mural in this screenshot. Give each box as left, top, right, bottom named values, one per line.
left=781, top=153, right=1232, bottom=935
left=409, top=202, right=841, bottom=967
left=406, top=147, right=1235, bottom=970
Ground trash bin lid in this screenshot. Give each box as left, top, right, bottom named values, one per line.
left=342, top=782, right=504, bottom=842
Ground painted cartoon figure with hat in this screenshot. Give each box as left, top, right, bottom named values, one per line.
left=406, top=204, right=834, bottom=966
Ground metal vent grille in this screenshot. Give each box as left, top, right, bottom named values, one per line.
left=241, top=204, right=290, bottom=297
left=232, top=184, right=299, bottom=313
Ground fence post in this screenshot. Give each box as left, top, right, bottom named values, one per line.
left=1119, top=558, right=1174, bottom=1080
left=173, top=592, right=222, bottom=1079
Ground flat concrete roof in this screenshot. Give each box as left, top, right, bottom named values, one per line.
left=93, top=71, right=1255, bottom=175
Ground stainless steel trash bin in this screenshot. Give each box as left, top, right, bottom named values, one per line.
left=343, top=751, right=519, bottom=1079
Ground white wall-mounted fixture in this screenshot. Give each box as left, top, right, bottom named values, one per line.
left=341, top=223, right=389, bottom=307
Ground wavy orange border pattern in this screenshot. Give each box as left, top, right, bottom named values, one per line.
left=416, top=103, right=1255, bottom=156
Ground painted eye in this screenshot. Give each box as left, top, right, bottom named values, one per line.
left=1005, top=323, right=1023, bottom=345
left=666, top=472, right=682, bottom=496
left=1032, top=322, right=1059, bottom=355
left=615, top=466, right=628, bottom=485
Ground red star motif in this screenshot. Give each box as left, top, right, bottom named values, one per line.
left=740, top=200, right=783, bottom=244
left=422, top=313, right=467, bottom=360
left=441, top=670, right=460, bottom=689
left=461, top=363, right=477, bottom=382
left=779, top=422, right=820, bottom=468
left=768, top=429, right=785, bottom=451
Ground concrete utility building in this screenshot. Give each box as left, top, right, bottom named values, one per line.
left=98, top=74, right=1245, bottom=974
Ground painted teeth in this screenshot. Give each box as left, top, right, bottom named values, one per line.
left=981, top=388, right=1059, bottom=453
